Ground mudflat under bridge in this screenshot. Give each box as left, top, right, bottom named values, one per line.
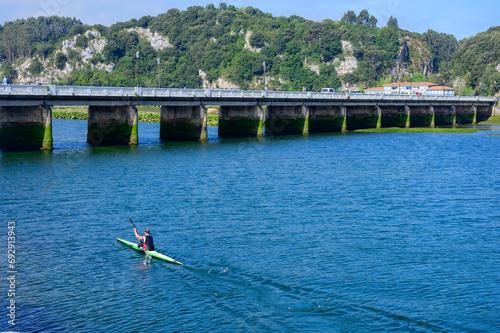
left=0, top=85, right=495, bottom=150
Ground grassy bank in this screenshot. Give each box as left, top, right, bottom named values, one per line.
left=478, top=115, right=500, bottom=125
left=138, top=107, right=219, bottom=125
left=52, top=106, right=87, bottom=120
left=52, top=106, right=220, bottom=126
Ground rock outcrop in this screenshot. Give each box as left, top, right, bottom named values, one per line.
left=17, top=29, right=114, bottom=84
left=127, top=28, right=173, bottom=51
left=390, top=35, right=434, bottom=79
left=199, top=70, right=240, bottom=89
left=244, top=31, right=263, bottom=53
left=332, top=41, right=358, bottom=76
left=62, top=29, right=108, bottom=61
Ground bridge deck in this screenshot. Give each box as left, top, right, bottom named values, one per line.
left=0, top=85, right=494, bottom=107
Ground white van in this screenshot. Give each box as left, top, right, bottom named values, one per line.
left=321, top=88, right=336, bottom=93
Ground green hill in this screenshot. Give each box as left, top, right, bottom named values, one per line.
left=0, top=4, right=498, bottom=95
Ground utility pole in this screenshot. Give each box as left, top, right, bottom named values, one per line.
left=263, top=61, right=266, bottom=90
left=157, top=58, right=160, bottom=88
left=410, top=74, right=413, bottom=95
left=136, top=51, right=140, bottom=88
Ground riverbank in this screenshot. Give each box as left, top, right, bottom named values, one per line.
left=478, top=115, right=500, bottom=125
left=52, top=106, right=220, bottom=126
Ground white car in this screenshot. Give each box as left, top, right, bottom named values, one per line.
left=321, top=88, right=336, bottom=93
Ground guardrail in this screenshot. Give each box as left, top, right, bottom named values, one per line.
left=0, top=84, right=495, bottom=103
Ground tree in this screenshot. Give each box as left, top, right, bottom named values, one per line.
left=74, top=34, right=88, bottom=48
left=319, top=31, right=342, bottom=62
left=1, top=62, right=17, bottom=80
left=249, top=31, right=266, bottom=48
left=368, top=15, right=378, bottom=28
left=409, top=73, right=426, bottom=82
left=28, top=59, right=44, bottom=75
left=387, top=16, right=399, bottom=29
left=423, top=29, right=458, bottom=72
left=341, top=11, right=356, bottom=25
left=0, top=25, right=18, bottom=61
left=356, top=10, right=370, bottom=26
left=54, top=52, right=68, bottom=69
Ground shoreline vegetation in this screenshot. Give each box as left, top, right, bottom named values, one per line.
left=52, top=106, right=220, bottom=126
left=52, top=107, right=500, bottom=131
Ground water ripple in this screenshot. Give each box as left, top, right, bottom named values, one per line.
left=1, top=121, right=499, bottom=332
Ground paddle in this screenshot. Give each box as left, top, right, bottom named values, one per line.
left=129, top=217, right=137, bottom=229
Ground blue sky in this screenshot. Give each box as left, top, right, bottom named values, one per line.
left=1, top=0, right=498, bottom=40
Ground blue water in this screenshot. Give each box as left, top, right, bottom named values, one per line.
left=1, top=119, right=499, bottom=332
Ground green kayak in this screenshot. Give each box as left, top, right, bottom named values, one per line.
left=116, top=238, right=183, bottom=265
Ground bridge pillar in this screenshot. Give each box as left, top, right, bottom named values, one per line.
left=476, top=104, right=492, bottom=123
left=345, top=105, right=379, bottom=130
left=265, top=105, right=308, bottom=136
left=455, top=105, right=475, bottom=124
left=376, top=105, right=382, bottom=129
left=452, top=105, right=457, bottom=127
left=472, top=105, right=477, bottom=124
left=341, top=106, right=348, bottom=132
left=405, top=105, right=411, bottom=128
left=434, top=105, right=455, bottom=126
left=87, top=105, right=138, bottom=146
left=160, top=105, right=207, bottom=141
left=430, top=105, right=435, bottom=128
left=0, top=105, right=53, bottom=151
left=375, top=104, right=408, bottom=128
left=408, top=105, right=433, bottom=127
left=218, top=105, right=263, bottom=138
left=296, top=105, right=344, bottom=133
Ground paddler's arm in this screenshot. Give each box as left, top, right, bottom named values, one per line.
left=133, top=227, right=142, bottom=240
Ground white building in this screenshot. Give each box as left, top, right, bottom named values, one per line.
left=365, top=82, right=455, bottom=96
left=426, top=86, right=455, bottom=96
left=383, top=82, right=441, bottom=95
left=365, top=87, right=384, bottom=94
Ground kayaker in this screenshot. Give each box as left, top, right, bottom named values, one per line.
left=134, top=227, right=155, bottom=251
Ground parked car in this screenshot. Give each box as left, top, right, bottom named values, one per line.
left=350, top=90, right=362, bottom=94
left=321, top=88, right=336, bottom=93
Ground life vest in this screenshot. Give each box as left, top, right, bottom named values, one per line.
left=141, top=235, right=155, bottom=251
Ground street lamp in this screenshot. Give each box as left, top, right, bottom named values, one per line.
left=442, top=79, right=445, bottom=97
left=410, top=74, right=413, bottom=95
left=157, top=58, right=160, bottom=88
left=263, top=61, right=266, bottom=90
left=136, top=51, right=140, bottom=88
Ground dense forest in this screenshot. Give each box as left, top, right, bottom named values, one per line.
left=0, top=4, right=499, bottom=95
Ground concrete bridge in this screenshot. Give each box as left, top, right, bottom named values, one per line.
left=0, top=85, right=495, bottom=150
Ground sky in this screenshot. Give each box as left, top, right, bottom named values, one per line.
left=1, top=0, right=499, bottom=40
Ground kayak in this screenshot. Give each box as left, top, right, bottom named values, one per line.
left=116, top=238, right=183, bottom=265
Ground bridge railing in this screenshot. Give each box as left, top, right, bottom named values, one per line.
left=0, top=84, right=495, bottom=103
